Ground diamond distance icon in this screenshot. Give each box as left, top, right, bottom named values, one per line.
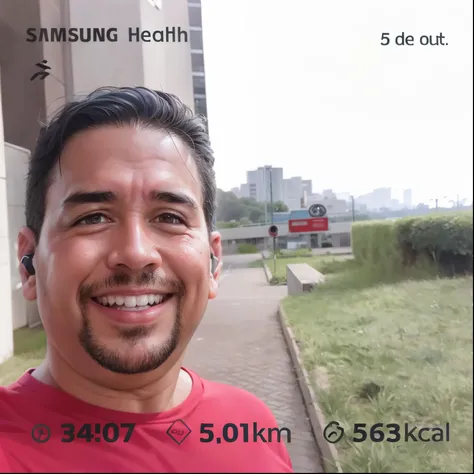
left=167, top=419, right=192, bottom=445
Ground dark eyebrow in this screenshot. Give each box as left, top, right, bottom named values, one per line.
left=150, top=191, right=198, bottom=210
left=62, top=191, right=116, bottom=208
left=61, top=190, right=198, bottom=210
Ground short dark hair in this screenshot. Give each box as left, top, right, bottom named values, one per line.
left=26, top=86, right=216, bottom=241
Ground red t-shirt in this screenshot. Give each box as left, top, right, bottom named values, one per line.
left=0, top=367, right=292, bottom=472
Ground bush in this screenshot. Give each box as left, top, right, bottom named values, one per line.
left=321, top=241, right=333, bottom=248
left=274, top=248, right=313, bottom=258
left=237, top=243, right=258, bottom=254
left=352, top=211, right=473, bottom=276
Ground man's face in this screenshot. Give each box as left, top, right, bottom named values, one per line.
left=21, top=125, right=221, bottom=376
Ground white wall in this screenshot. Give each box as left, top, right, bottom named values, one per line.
left=0, top=69, right=14, bottom=363
left=4, top=143, right=40, bottom=330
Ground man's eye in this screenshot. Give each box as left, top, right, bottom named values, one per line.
left=157, top=213, right=185, bottom=225
left=75, top=213, right=108, bottom=226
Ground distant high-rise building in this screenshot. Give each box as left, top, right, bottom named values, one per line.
left=188, top=1, right=208, bottom=123
left=246, top=166, right=284, bottom=203
left=283, top=177, right=303, bottom=210
left=239, top=183, right=250, bottom=198
left=323, top=189, right=337, bottom=199
left=373, top=187, right=392, bottom=208
left=302, top=179, right=313, bottom=196
left=403, top=189, right=413, bottom=208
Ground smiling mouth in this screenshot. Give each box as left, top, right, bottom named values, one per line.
left=91, top=294, right=173, bottom=312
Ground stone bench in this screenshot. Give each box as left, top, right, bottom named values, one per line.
left=286, top=263, right=325, bottom=296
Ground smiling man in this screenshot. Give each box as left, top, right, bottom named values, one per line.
left=0, top=87, right=292, bottom=472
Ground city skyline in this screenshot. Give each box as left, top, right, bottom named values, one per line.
left=201, top=0, right=473, bottom=208
left=226, top=164, right=466, bottom=209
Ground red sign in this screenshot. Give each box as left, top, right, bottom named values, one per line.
left=288, top=217, right=329, bottom=233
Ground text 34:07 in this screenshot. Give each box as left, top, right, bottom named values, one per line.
left=60, top=423, right=136, bottom=443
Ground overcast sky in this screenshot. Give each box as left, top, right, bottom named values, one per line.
left=200, top=0, right=473, bottom=206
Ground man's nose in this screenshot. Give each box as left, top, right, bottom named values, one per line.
left=107, top=221, right=163, bottom=272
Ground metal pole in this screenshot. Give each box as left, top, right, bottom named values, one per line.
left=351, top=196, right=355, bottom=222
left=269, top=167, right=274, bottom=224
left=269, top=168, right=276, bottom=272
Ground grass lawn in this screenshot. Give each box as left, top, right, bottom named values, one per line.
left=281, top=258, right=473, bottom=473
left=263, top=254, right=354, bottom=284
left=0, top=326, right=46, bottom=386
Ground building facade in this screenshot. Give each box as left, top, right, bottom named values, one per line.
left=0, top=0, right=196, bottom=363
left=188, top=0, right=207, bottom=120
left=246, top=166, right=284, bottom=204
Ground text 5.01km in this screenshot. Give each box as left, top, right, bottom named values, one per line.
left=200, top=423, right=291, bottom=444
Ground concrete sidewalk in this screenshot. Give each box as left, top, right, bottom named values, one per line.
left=184, top=254, right=324, bottom=473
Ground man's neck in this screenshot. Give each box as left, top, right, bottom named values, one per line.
left=31, top=351, right=192, bottom=414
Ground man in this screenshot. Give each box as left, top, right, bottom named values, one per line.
left=0, top=87, right=293, bottom=472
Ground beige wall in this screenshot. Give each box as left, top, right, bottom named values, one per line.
left=39, top=0, right=67, bottom=118
left=0, top=69, right=14, bottom=363
left=65, top=0, right=194, bottom=105
left=0, top=0, right=47, bottom=152
left=67, top=0, right=144, bottom=94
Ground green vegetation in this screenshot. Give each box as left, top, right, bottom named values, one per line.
left=216, top=189, right=288, bottom=225
left=0, top=326, right=46, bottom=386
left=352, top=211, right=473, bottom=277
left=278, top=211, right=473, bottom=472
left=237, top=243, right=258, bottom=254
left=262, top=254, right=354, bottom=285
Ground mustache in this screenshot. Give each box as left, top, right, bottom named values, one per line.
left=78, top=271, right=185, bottom=306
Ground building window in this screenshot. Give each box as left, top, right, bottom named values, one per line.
left=190, top=30, right=204, bottom=50
left=195, top=97, right=207, bottom=117
left=191, top=52, right=205, bottom=73
left=193, top=75, right=206, bottom=96
left=188, top=5, right=203, bottom=28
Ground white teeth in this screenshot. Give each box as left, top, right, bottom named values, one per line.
left=94, top=294, right=168, bottom=308
left=137, top=295, right=149, bottom=306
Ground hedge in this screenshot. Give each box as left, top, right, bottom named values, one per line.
left=237, top=243, right=258, bottom=254
left=352, top=211, right=473, bottom=275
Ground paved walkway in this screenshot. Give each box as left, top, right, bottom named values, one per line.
left=184, top=254, right=324, bottom=473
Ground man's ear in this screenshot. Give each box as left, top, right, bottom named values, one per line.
left=209, top=231, right=222, bottom=300
left=17, top=226, right=37, bottom=301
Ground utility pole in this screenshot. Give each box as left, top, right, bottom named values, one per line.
left=263, top=170, right=268, bottom=225
left=269, top=167, right=276, bottom=271
left=351, top=196, right=355, bottom=222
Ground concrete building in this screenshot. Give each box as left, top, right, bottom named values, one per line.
left=283, top=176, right=303, bottom=210
left=246, top=166, right=284, bottom=204
left=0, top=0, right=195, bottom=363
left=302, top=179, right=312, bottom=196
left=218, top=219, right=352, bottom=255
left=403, top=189, right=413, bottom=209
left=188, top=0, right=208, bottom=120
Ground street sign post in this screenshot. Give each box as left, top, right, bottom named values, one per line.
left=268, top=225, right=278, bottom=274
left=268, top=225, right=278, bottom=237
left=288, top=217, right=329, bottom=233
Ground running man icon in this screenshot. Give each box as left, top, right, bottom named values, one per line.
left=30, top=60, right=51, bottom=81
